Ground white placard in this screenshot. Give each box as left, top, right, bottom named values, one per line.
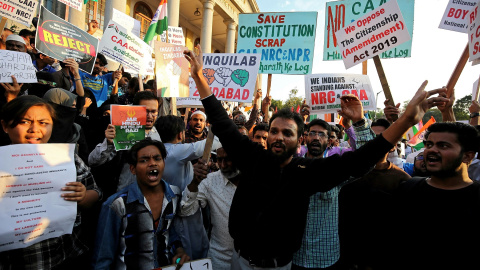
left=468, top=4, right=480, bottom=61
left=0, top=50, right=37, bottom=83
left=57, top=0, right=82, bottom=11
left=160, top=26, right=185, bottom=46
left=472, top=77, right=480, bottom=101
left=439, top=0, right=478, bottom=33
left=305, top=73, right=376, bottom=114
left=0, top=144, right=77, bottom=252
left=335, top=0, right=411, bottom=69
left=0, top=0, right=38, bottom=26
left=112, top=8, right=141, bottom=37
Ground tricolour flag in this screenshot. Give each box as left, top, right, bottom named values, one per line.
left=144, top=0, right=168, bottom=43
left=407, top=116, right=436, bottom=150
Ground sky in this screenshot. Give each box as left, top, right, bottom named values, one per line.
left=255, top=0, right=480, bottom=110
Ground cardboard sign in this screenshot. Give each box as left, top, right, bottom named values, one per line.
left=110, top=105, right=146, bottom=151
left=335, top=0, right=411, bottom=69
left=0, top=0, right=38, bottom=27
left=324, top=0, right=414, bottom=61
left=469, top=3, right=480, bottom=61
left=98, top=20, right=153, bottom=74
left=305, top=73, right=376, bottom=114
left=112, top=8, right=141, bottom=37
left=237, top=12, right=317, bottom=75
left=439, top=0, right=478, bottom=33
left=154, top=40, right=189, bottom=97
left=57, top=0, right=82, bottom=11
left=176, top=96, right=203, bottom=108
left=160, top=26, right=185, bottom=46
left=36, top=6, right=98, bottom=74
left=189, top=53, right=261, bottom=102
left=0, top=50, right=37, bottom=83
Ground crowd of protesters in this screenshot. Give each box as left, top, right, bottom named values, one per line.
left=1, top=19, right=480, bottom=270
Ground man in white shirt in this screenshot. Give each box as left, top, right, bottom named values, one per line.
left=180, top=148, right=240, bottom=270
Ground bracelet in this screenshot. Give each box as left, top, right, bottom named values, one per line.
left=74, top=78, right=81, bottom=81
left=470, top=112, right=480, bottom=119
left=352, top=117, right=366, bottom=127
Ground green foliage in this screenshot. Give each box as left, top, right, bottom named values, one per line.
left=283, top=88, right=303, bottom=111
left=422, top=109, right=442, bottom=123
left=270, top=99, right=283, bottom=111
left=453, top=94, right=472, bottom=121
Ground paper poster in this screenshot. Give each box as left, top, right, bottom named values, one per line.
left=0, top=50, right=37, bottom=83
left=112, top=8, right=141, bottom=37
left=36, top=6, right=99, bottom=74
left=160, top=26, right=186, bottom=46
left=0, top=0, right=38, bottom=26
left=439, top=0, right=478, bottom=33
left=154, top=258, right=212, bottom=270
left=469, top=4, right=480, bottom=61
left=0, top=144, right=77, bottom=252
left=472, top=77, right=480, bottom=101
left=188, top=53, right=261, bottom=102
left=98, top=20, right=153, bottom=74
left=335, top=0, right=411, bottom=69
left=176, top=96, right=203, bottom=108
left=154, top=40, right=189, bottom=97
left=237, top=12, right=317, bottom=75
left=305, top=73, right=376, bottom=114
left=324, top=0, right=414, bottom=61
left=111, top=105, right=146, bottom=151
left=57, top=0, right=82, bottom=11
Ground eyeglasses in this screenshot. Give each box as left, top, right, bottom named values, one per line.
left=415, top=155, right=424, bottom=161
left=308, top=131, right=327, bottom=138
left=146, top=110, right=158, bottom=116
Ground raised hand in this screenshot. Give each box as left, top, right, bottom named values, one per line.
left=383, top=99, right=401, bottom=123
left=402, top=81, right=449, bottom=126
left=338, top=94, right=363, bottom=123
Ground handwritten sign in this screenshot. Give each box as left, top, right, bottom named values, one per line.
left=335, top=0, right=411, bottom=69
left=0, top=144, right=76, bottom=252
left=0, top=50, right=37, bottom=83
left=237, top=12, right=317, bottom=75
left=36, top=6, right=99, bottom=74
left=99, top=20, right=153, bottom=74
left=111, top=105, right=146, bottom=151
left=57, top=0, right=82, bottom=11
left=155, top=258, right=212, bottom=270
left=439, top=0, right=478, bottom=33
left=188, top=53, right=261, bottom=102
left=305, top=73, right=376, bottom=114
left=112, top=8, right=141, bottom=37
left=469, top=3, right=480, bottom=61
left=324, top=0, right=414, bottom=61
left=0, top=0, right=38, bottom=26
left=154, top=40, right=189, bottom=97
left=160, top=26, right=185, bottom=46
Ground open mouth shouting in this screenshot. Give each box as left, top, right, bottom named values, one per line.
left=271, top=142, right=286, bottom=153
left=147, top=169, right=160, bottom=181
left=425, top=154, right=441, bottom=167
left=25, top=135, right=43, bottom=144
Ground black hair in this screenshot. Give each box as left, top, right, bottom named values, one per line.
left=253, top=123, right=269, bottom=137
left=371, top=118, right=391, bottom=130
left=307, top=119, right=331, bottom=133
left=133, top=91, right=158, bottom=106
left=155, top=115, right=186, bottom=143
left=269, top=108, right=304, bottom=139
left=96, top=53, right=108, bottom=66
left=18, top=29, right=33, bottom=37
left=122, top=72, right=132, bottom=81
left=330, top=124, right=340, bottom=137
left=1, top=95, right=56, bottom=128
left=128, top=77, right=139, bottom=92
left=126, top=138, right=167, bottom=166
left=425, top=122, right=480, bottom=153
left=146, top=79, right=156, bottom=89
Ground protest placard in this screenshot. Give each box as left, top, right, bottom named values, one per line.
left=112, top=8, right=141, bottom=37
left=335, top=0, right=411, bottom=69
left=324, top=0, right=414, bottom=61
left=0, top=0, right=38, bottom=27
left=57, top=0, right=82, bottom=11
left=36, top=6, right=98, bottom=74
left=468, top=3, right=480, bottom=61
left=154, top=258, right=212, bottom=270
left=237, top=12, right=317, bottom=75
left=111, top=105, right=146, bottom=151
left=0, top=50, right=37, bottom=83
left=154, top=40, right=189, bottom=97
left=98, top=20, right=153, bottom=74
left=472, top=77, right=480, bottom=101
left=189, top=53, right=261, bottom=102
left=0, top=144, right=76, bottom=252
left=160, top=26, right=185, bottom=46
left=305, top=73, right=376, bottom=114
left=440, top=0, right=478, bottom=33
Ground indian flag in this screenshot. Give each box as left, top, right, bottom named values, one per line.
left=144, top=0, right=168, bottom=43
left=407, top=116, right=435, bottom=150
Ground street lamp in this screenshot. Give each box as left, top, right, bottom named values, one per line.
left=374, top=90, right=383, bottom=120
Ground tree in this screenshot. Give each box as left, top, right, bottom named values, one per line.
left=283, top=88, right=304, bottom=111
left=453, top=94, right=472, bottom=121
left=423, top=109, right=442, bottom=124
left=270, top=99, right=283, bottom=111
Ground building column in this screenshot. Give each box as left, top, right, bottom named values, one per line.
left=224, top=19, right=236, bottom=53
left=103, top=0, right=127, bottom=31
left=168, top=0, right=180, bottom=27
left=200, top=0, right=215, bottom=53
left=68, top=3, right=87, bottom=30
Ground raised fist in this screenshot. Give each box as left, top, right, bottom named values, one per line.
left=231, top=69, right=249, bottom=87
left=214, top=67, right=233, bottom=87
left=203, top=68, right=215, bottom=85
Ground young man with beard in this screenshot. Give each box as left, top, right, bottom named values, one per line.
left=252, top=123, right=268, bottom=149
left=292, top=117, right=375, bottom=270
left=390, top=122, right=480, bottom=270
left=76, top=53, right=122, bottom=107
left=183, top=46, right=448, bottom=270
left=180, top=148, right=241, bottom=270
left=92, top=139, right=190, bottom=269
left=185, top=110, right=207, bottom=142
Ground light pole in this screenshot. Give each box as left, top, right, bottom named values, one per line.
left=374, top=91, right=383, bottom=120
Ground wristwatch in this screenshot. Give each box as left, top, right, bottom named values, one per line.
left=352, top=117, right=366, bottom=127
left=470, top=112, right=480, bottom=118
